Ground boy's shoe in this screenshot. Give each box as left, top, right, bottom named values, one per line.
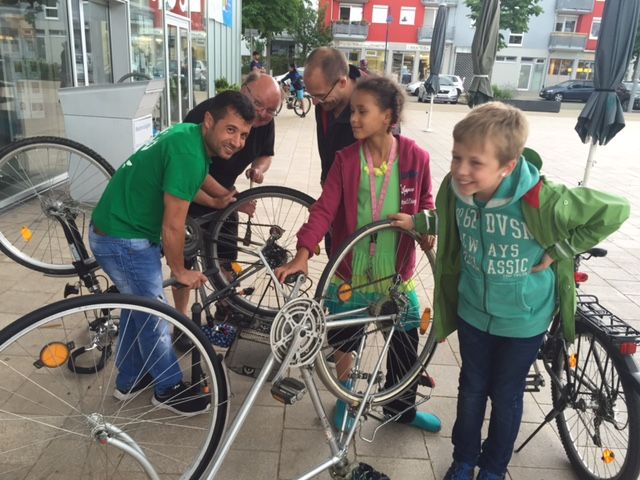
left=113, top=373, right=154, bottom=401
left=152, top=382, right=211, bottom=417
left=334, top=398, right=355, bottom=431
left=476, top=469, right=506, bottom=480
left=351, top=462, right=390, bottom=480
left=407, top=411, right=442, bottom=433
left=443, top=461, right=475, bottom=480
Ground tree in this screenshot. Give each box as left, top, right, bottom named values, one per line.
left=290, top=1, right=333, bottom=59
left=464, top=0, right=543, bottom=50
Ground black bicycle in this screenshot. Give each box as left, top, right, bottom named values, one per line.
left=517, top=248, right=640, bottom=480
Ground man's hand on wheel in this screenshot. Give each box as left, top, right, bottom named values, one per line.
left=245, top=167, right=264, bottom=184
left=209, top=189, right=237, bottom=209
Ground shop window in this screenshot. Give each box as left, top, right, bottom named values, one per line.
left=575, top=60, right=594, bottom=80
left=548, top=58, right=573, bottom=76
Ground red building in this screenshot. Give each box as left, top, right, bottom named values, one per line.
left=319, top=0, right=457, bottom=83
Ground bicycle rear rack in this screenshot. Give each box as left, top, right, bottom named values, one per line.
left=577, top=294, right=640, bottom=347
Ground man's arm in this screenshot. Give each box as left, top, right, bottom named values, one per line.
left=162, top=193, right=207, bottom=288
left=246, top=155, right=272, bottom=184
left=192, top=174, right=236, bottom=209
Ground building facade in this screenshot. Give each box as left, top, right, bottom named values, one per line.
left=0, top=0, right=242, bottom=148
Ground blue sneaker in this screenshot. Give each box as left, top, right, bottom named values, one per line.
left=443, top=461, right=474, bottom=480
left=476, top=469, right=505, bottom=480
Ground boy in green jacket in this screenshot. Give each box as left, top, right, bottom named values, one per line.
left=391, top=102, right=630, bottom=480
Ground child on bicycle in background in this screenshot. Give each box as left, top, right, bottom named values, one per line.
left=390, top=102, right=630, bottom=480
left=276, top=75, right=441, bottom=434
left=280, top=63, right=305, bottom=103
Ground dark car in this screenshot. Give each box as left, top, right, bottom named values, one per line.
left=540, top=80, right=630, bottom=109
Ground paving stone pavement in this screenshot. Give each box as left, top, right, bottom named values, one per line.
left=0, top=99, right=638, bottom=479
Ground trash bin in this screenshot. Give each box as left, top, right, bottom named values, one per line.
left=58, top=80, right=164, bottom=169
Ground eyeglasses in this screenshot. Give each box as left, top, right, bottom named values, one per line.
left=309, top=79, right=340, bottom=104
left=245, top=83, right=278, bottom=117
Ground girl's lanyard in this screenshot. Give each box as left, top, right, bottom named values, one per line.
left=364, top=137, right=397, bottom=257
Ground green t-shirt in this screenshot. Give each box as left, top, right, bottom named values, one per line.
left=92, top=123, right=210, bottom=243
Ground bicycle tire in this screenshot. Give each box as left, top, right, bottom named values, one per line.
left=203, top=186, right=321, bottom=321
left=0, top=136, right=114, bottom=275
left=552, top=317, right=640, bottom=480
left=293, top=95, right=311, bottom=118
left=117, top=72, right=152, bottom=83
left=314, top=220, right=438, bottom=407
left=0, top=293, right=228, bottom=479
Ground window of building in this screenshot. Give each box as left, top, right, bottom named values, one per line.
left=590, top=18, right=601, bottom=39
left=399, top=7, right=415, bottom=25
left=548, top=58, right=573, bottom=76
left=372, top=5, right=388, bottom=24
left=44, top=0, right=59, bottom=20
left=496, top=56, right=517, bottom=62
left=423, top=7, right=436, bottom=27
left=508, top=33, right=523, bottom=46
left=555, top=15, right=577, bottom=32
left=340, top=4, right=364, bottom=23
left=575, top=60, right=594, bottom=80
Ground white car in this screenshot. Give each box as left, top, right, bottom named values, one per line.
left=405, top=80, right=423, bottom=96
left=417, top=75, right=459, bottom=104
left=441, top=74, right=465, bottom=95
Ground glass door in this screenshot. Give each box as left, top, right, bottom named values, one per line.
left=517, top=63, right=532, bottom=90
left=166, top=16, right=191, bottom=124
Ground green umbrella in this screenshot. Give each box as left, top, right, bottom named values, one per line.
left=467, top=0, right=500, bottom=108
left=576, top=0, right=640, bottom=185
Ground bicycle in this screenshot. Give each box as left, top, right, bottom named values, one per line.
left=276, top=83, right=312, bottom=118
left=515, top=248, right=640, bottom=480
left=0, top=212, right=439, bottom=478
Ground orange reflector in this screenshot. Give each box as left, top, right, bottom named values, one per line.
left=620, top=342, right=637, bottom=356
left=337, top=283, right=352, bottom=302
left=314, top=245, right=321, bottom=256
left=203, top=385, right=210, bottom=394
left=569, top=354, right=578, bottom=369
left=574, top=272, right=589, bottom=284
left=230, top=262, right=243, bottom=274
left=420, top=307, right=431, bottom=335
left=602, top=448, right=615, bottom=464
left=20, top=226, right=33, bottom=242
left=39, top=342, right=70, bottom=368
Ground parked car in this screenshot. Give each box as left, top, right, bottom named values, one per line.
left=539, top=80, right=630, bottom=109
left=193, top=60, right=207, bottom=90
left=623, top=81, right=640, bottom=111
left=405, top=80, right=423, bottom=96
left=417, top=75, right=459, bottom=104
left=440, top=74, right=465, bottom=95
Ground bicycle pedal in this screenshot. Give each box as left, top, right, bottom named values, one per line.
left=271, top=377, right=306, bottom=405
left=523, top=373, right=545, bottom=392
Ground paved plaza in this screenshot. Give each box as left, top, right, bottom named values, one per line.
left=0, top=99, right=639, bottom=479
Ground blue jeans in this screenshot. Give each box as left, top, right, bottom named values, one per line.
left=452, top=317, right=545, bottom=475
left=89, top=227, right=182, bottom=394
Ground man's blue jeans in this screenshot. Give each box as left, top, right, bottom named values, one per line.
left=452, top=317, right=545, bottom=476
left=89, top=227, right=182, bottom=394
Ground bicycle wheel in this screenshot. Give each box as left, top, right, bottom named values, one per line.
left=0, top=136, right=114, bottom=275
left=314, top=220, right=438, bottom=407
left=0, top=293, right=228, bottom=479
left=293, top=95, right=311, bottom=117
left=204, top=186, right=323, bottom=321
left=552, top=319, right=640, bottom=480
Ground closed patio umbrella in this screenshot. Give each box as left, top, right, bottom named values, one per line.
left=424, top=3, right=448, bottom=131
left=467, top=0, right=500, bottom=108
left=576, top=0, right=640, bottom=186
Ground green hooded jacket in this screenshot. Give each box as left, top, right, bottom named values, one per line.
left=416, top=153, right=630, bottom=343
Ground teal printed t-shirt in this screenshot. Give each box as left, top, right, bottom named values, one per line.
left=92, top=123, right=210, bottom=244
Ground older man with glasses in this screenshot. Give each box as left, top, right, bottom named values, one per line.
left=172, top=71, right=281, bottom=321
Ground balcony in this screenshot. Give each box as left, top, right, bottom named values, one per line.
left=417, top=25, right=455, bottom=44
left=555, top=0, right=593, bottom=14
left=549, top=32, right=588, bottom=51
left=421, top=0, right=458, bottom=6
left=332, top=22, right=369, bottom=40
left=342, top=0, right=369, bottom=3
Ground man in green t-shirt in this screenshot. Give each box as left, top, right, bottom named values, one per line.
left=89, top=91, right=255, bottom=416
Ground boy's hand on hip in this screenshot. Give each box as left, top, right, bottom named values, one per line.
left=389, top=213, right=413, bottom=230
left=532, top=253, right=554, bottom=273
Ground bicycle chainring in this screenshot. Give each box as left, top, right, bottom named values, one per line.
left=270, top=297, right=325, bottom=367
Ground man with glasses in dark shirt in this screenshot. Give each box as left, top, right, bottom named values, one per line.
left=172, top=71, right=281, bottom=319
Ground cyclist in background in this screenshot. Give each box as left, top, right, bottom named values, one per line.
left=280, top=63, right=305, bottom=105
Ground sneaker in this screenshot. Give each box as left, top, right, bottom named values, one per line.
left=351, top=462, right=390, bottom=480
left=113, top=373, right=154, bottom=401
left=151, top=382, right=211, bottom=417
left=476, top=469, right=506, bottom=480
left=443, top=461, right=475, bottom=480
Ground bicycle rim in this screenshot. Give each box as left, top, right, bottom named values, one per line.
left=553, top=322, right=640, bottom=480
left=0, top=294, right=228, bottom=479
left=0, top=137, right=114, bottom=275
left=205, top=186, right=323, bottom=320
left=293, top=96, right=311, bottom=117
left=315, top=220, right=437, bottom=407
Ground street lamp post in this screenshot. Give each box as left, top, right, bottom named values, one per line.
left=383, top=14, right=393, bottom=73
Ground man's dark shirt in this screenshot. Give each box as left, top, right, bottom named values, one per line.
left=183, top=98, right=275, bottom=216
left=315, top=64, right=363, bottom=183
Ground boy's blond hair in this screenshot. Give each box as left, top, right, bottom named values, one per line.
left=453, top=102, right=529, bottom=165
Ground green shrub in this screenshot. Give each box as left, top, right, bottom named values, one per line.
left=492, top=84, right=515, bottom=100
left=214, top=77, right=240, bottom=93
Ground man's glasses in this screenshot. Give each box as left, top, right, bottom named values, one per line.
left=309, top=79, right=340, bottom=104
left=245, top=83, right=278, bottom=117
